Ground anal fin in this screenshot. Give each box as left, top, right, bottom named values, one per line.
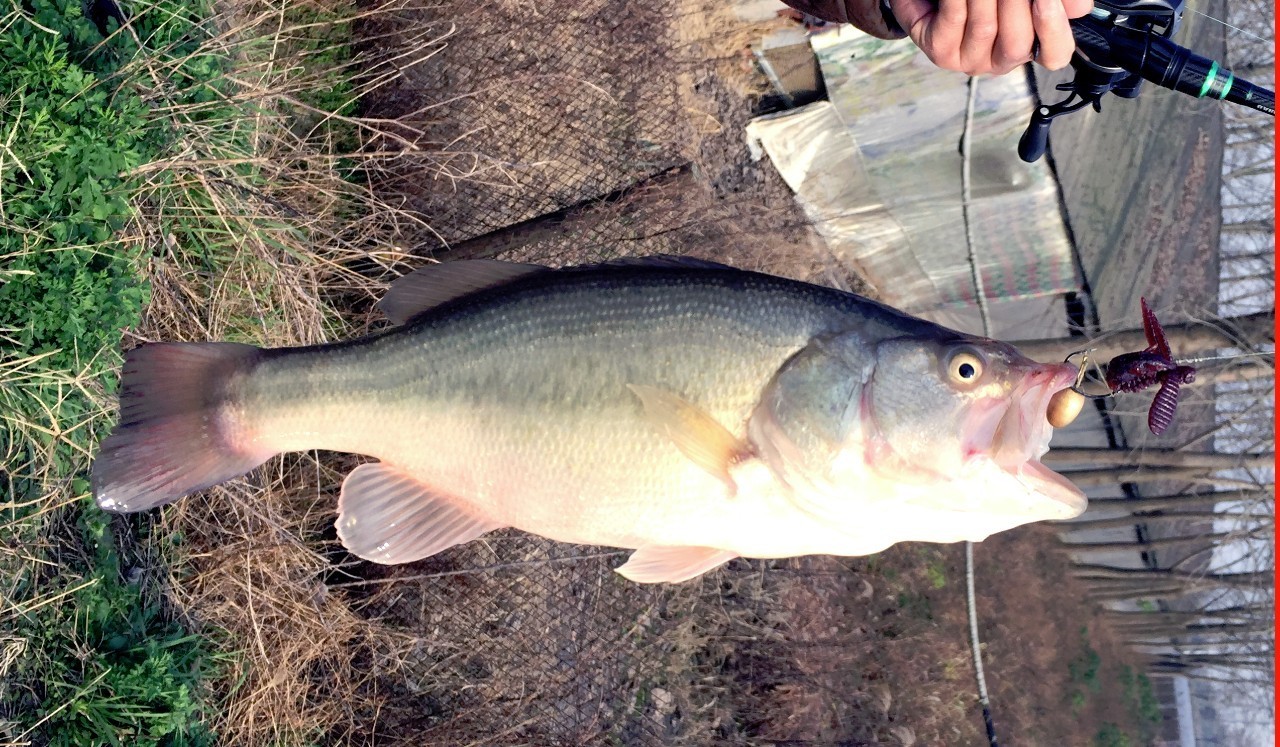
left=616, top=545, right=738, bottom=583
left=336, top=462, right=503, bottom=564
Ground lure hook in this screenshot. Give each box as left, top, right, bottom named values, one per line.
left=1063, top=348, right=1114, bottom=400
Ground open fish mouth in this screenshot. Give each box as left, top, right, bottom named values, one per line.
left=969, top=362, right=1088, bottom=519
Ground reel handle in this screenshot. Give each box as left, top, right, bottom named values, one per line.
left=1017, top=107, right=1053, bottom=162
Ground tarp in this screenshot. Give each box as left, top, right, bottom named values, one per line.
left=746, top=26, right=1079, bottom=314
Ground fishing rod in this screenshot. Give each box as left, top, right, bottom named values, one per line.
left=880, top=0, right=1276, bottom=162
left=1016, top=0, right=1275, bottom=162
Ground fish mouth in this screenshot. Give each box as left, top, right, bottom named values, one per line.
left=967, top=362, right=1088, bottom=519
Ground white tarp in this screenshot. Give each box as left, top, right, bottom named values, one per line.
left=746, top=26, right=1079, bottom=316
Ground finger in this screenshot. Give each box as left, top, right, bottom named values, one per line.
left=992, top=0, right=1036, bottom=73
left=958, top=0, right=1000, bottom=75
left=1061, top=0, right=1095, bottom=19
left=1031, top=0, right=1076, bottom=70
left=890, top=0, right=939, bottom=33
left=895, top=0, right=967, bottom=71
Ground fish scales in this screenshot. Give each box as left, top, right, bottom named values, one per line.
left=233, top=270, right=886, bottom=549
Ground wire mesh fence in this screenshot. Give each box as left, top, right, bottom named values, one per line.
left=338, top=536, right=974, bottom=746
left=360, top=1, right=688, bottom=249
left=356, top=0, right=834, bottom=277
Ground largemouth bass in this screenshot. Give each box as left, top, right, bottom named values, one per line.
left=92, top=257, right=1087, bottom=583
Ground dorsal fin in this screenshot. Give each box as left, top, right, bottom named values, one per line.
left=379, top=256, right=737, bottom=326
left=378, top=260, right=549, bottom=325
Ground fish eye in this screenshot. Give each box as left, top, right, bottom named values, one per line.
left=945, top=349, right=985, bottom=385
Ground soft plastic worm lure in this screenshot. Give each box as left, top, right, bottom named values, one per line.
left=1102, top=298, right=1196, bottom=435
left=1060, top=299, right=1197, bottom=435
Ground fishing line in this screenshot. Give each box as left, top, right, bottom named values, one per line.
left=1187, top=9, right=1271, bottom=44
left=1177, top=350, right=1275, bottom=366
left=959, top=76, right=999, bottom=747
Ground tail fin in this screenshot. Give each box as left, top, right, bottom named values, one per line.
left=92, top=342, right=272, bottom=513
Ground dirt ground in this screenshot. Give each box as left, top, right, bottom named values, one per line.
left=695, top=525, right=1153, bottom=746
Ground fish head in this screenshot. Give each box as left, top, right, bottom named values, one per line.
left=861, top=336, right=1087, bottom=525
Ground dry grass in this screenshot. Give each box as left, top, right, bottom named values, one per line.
left=89, top=1, right=457, bottom=742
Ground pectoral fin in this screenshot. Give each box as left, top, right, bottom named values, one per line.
left=336, top=462, right=504, bottom=564
left=616, top=546, right=738, bottom=583
left=627, top=384, right=751, bottom=492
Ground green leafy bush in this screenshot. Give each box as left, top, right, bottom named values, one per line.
left=0, top=4, right=150, bottom=374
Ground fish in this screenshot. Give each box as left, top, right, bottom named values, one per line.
left=91, top=256, right=1088, bottom=583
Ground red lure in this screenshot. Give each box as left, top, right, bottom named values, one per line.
left=1103, top=299, right=1196, bottom=435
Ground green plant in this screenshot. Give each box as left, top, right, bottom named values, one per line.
left=1066, top=626, right=1102, bottom=713
left=4, top=0, right=402, bottom=742
left=925, top=560, right=947, bottom=589
left=1093, top=722, right=1133, bottom=747
left=0, top=21, right=149, bottom=375
left=1119, top=665, right=1162, bottom=741
left=38, top=511, right=215, bottom=746
left=896, top=591, right=933, bottom=621
left=6, top=504, right=217, bottom=747
left=1, top=3, right=228, bottom=743
left=0, top=0, right=236, bottom=379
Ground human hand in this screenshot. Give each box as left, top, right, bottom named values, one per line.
left=888, top=0, right=1095, bottom=75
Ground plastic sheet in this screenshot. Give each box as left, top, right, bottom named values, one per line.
left=746, top=26, right=1079, bottom=313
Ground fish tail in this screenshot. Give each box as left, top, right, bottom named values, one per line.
left=92, top=342, right=273, bottom=513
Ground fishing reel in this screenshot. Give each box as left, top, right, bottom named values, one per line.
left=1017, top=0, right=1276, bottom=161
left=878, top=0, right=1276, bottom=161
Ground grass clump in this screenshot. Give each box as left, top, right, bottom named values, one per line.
left=1118, top=665, right=1162, bottom=743
left=10, top=511, right=217, bottom=747
left=6, top=0, right=453, bottom=743
left=1067, top=625, right=1103, bottom=712
left=1064, top=627, right=1162, bottom=745
left=1093, top=721, right=1134, bottom=747
left=1, top=3, right=232, bottom=744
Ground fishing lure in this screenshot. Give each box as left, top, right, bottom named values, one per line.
left=1060, top=299, right=1198, bottom=435
left=1102, top=298, right=1196, bottom=435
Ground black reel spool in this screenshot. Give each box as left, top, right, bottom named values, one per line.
left=1018, top=0, right=1276, bottom=162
